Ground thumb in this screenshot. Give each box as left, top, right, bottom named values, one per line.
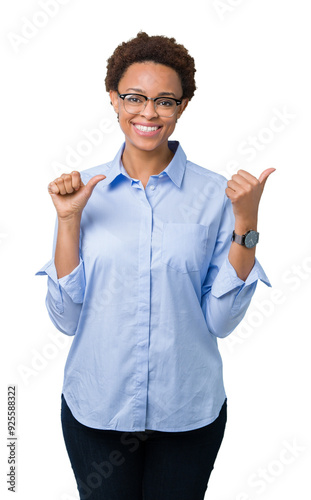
left=84, top=174, right=106, bottom=195
left=258, top=168, right=276, bottom=189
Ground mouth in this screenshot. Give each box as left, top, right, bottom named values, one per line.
left=132, top=122, right=163, bottom=136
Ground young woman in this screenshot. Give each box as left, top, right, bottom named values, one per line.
left=37, top=32, right=274, bottom=500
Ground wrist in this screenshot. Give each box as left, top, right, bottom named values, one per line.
left=58, top=213, right=82, bottom=226
left=234, top=217, right=258, bottom=234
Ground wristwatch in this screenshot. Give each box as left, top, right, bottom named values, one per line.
left=231, top=230, right=259, bottom=248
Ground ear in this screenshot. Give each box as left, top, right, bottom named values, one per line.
left=109, top=90, right=119, bottom=114
left=176, top=98, right=189, bottom=120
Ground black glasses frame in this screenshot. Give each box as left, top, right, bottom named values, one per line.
left=117, top=92, right=182, bottom=115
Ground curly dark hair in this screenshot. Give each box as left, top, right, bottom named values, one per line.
left=105, top=31, right=196, bottom=100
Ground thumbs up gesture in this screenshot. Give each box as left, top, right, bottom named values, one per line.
left=48, top=171, right=106, bottom=221
left=225, top=168, right=276, bottom=227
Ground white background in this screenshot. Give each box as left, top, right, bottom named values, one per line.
left=1, top=0, right=310, bottom=499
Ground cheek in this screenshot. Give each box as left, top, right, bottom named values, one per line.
left=165, top=119, right=178, bottom=133
left=119, top=108, right=135, bottom=124
left=118, top=110, right=132, bottom=130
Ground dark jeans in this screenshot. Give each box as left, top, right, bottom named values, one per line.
left=61, top=394, right=227, bottom=500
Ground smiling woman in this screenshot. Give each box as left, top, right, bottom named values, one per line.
left=36, top=31, right=274, bottom=500
left=109, top=61, right=189, bottom=185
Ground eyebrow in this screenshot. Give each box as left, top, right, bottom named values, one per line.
left=125, top=88, right=177, bottom=97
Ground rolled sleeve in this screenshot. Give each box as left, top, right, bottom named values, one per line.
left=202, top=256, right=271, bottom=338
left=36, top=257, right=86, bottom=312
left=57, top=259, right=85, bottom=303
left=211, top=256, right=271, bottom=298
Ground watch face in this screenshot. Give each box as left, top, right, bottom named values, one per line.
left=245, top=231, right=259, bottom=248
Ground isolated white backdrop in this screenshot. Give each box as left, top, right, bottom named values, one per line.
left=1, top=0, right=310, bottom=499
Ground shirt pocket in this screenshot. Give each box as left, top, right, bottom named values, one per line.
left=161, top=222, right=209, bottom=274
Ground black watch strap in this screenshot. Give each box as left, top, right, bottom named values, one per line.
left=231, top=231, right=245, bottom=245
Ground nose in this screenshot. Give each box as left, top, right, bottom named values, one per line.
left=140, top=99, right=159, bottom=119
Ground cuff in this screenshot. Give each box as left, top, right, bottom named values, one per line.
left=211, top=256, right=271, bottom=299
left=36, top=257, right=85, bottom=305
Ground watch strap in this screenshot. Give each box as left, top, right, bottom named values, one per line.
left=231, top=231, right=245, bottom=245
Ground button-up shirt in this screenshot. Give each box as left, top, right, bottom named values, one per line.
left=36, top=141, right=271, bottom=432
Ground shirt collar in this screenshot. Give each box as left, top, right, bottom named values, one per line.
left=99, top=141, right=187, bottom=189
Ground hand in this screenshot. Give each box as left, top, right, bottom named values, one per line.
left=48, top=171, right=106, bottom=221
left=225, top=168, right=276, bottom=228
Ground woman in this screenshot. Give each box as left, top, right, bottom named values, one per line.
left=36, top=32, right=274, bottom=500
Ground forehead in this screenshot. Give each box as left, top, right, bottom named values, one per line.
left=119, top=62, right=182, bottom=94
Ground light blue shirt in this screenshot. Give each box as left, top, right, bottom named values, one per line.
left=36, top=141, right=271, bottom=432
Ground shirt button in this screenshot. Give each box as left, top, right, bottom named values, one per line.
left=150, top=185, right=155, bottom=191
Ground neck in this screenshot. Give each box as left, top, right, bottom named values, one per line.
left=121, top=141, right=174, bottom=183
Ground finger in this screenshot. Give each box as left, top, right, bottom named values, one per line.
left=231, top=174, right=256, bottom=191
left=61, top=173, right=77, bottom=194
left=258, top=168, right=276, bottom=186
left=235, top=169, right=259, bottom=185
left=84, top=175, right=106, bottom=195
left=71, top=171, right=82, bottom=191
left=48, top=181, right=60, bottom=195
left=227, top=179, right=245, bottom=193
left=225, top=186, right=240, bottom=201
left=225, top=186, right=233, bottom=199
left=53, top=177, right=67, bottom=195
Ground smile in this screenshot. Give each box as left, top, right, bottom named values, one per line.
left=132, top=123, right=163, bottom=137
left=134, top=124, right=161, bottom=132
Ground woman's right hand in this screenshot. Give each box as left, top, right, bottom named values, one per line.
left=48, top=171, right=106, bottom=220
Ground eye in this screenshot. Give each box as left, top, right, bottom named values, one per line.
left=125, top=95, right=144, bottom=104
left=157, top=99, right=175, bottom=107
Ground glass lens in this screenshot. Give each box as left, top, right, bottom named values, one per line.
left=155, top=98, right=177, bottom=116
left=123, top=94, right=146, bottom=114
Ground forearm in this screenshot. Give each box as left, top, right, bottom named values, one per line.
left=228, top=217, right=257, bottom=281
left=54, top=215, right=81, bottom=279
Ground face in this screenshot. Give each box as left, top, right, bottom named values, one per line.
left=109, top=62, right=189, bottom=154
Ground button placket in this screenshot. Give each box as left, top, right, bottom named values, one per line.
left=133, top=186, right=153, bottom=428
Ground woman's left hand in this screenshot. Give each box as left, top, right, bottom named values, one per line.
left=225, top=168, right=276, bottom=227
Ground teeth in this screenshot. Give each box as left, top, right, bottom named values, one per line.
left=135, top=124, right=160, bottom=132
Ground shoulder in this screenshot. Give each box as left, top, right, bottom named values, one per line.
left=185, top=159, right=228, bottom=189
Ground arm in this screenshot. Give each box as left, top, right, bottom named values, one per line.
left=201, top=196, right=271, bottom=338
left=36, top=171, right=106, bottom=335
left=228, top=217, right=257, bottom=282
left=55, top=214, right=81, bottom=279
left=201, top=167, right=275, bottom=338
left=36, top=216, right=86, bottom=336
left=226, top=168, right=275, bottom=281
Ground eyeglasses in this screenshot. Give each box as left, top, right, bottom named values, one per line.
left=118, top=92, right=182, bottom=118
